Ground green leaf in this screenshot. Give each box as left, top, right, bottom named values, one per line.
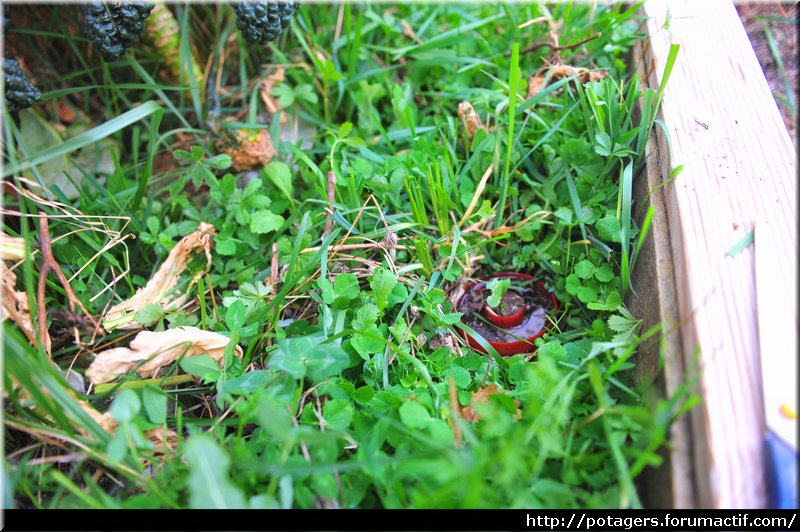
left=352, top=303, right=379, bottom=330
left=264, top=161, right=294, bottom=203
left=226, top=300, right=246, bottom=332
left=446, top=366, right=471, bottom=388
left=554, top=206, right=573, bottom=224
left=594, top=265, right=614, bottom=283
left=337, top=122, right=354, bottom=139
left=271, top=84, right=295, bottom=107
left=574, top=260, right=594, bottom=279
left=134, top=302, right=163, bottom=326
left=485, top=278, right=511, bottom=308
left=216, top=238, right=236, bottom=256
left=537, top=341, right=567, bottom=361
left=180, top=355, right=221, bottom=381
left=578, top=285, right=598, bottom=303
left=106, top=430, right=128, bottom=464
left=565, top=274, right=582, bottom=296
left=596, top=214, right=622, bottom=243
left=142, top=386, right=166, bottom=424
left=475, top=200, right=495, bottom=221
left=4, top=101, right=164, bottom=177
left=220, top=370, right=273, bottom=396
left=250, top=210, right=284, bottom=234
left=398, top=401, right=430, bottom=429
left=351, top=327, right=385, bottom=358
left=206, top=154, right=232, bottom=170
left=294, top=83, right=319, bottom=104
left=322, top=399, right=353, bottom=430
left=184, top=435, right=247, bottom=509
left=594, top=132, right=612, bottom=157
left=110, top=389, right=141, bottom=424
left=370, top=268, right=398, bottom=312
left=333, top=273, right=360, bottom=304
left=271, top=335, right=349, bottom=383
left=353, top=385, right=375, bottom=404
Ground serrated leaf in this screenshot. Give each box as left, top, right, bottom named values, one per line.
left=206, top=154, right=232, bottom=170
left=337, top=122, right=353, bottom=139
left=250, top=210, right=284, bottom=234
left=173, top=149, right=191, bottom=162
left=607, top=313, right=639, bottom=332
left=184, top=435, right=247, bottom=509
left=594, top=132, right=612, bottom=157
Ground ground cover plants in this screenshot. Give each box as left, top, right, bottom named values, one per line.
left=2, top=2, right=693, bottom=509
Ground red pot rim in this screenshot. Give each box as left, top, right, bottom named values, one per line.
left=458, top=272, right=558, bottom=356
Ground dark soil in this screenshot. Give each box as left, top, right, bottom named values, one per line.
left=496, top=290, right=525, bottom=316
left=737, top=3, right=799, bottom=142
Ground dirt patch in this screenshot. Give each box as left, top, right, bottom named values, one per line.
left=496, top=290, right=525, bottom=316
left=737, top=3, right=798, bottom=142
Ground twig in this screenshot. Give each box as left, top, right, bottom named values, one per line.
left=301, top=242, right=409, bottom=254
left=36, top=217, right=99, bottom=355
left=270, top=242, right=279, bottom=293
left=448, top=377, right=463, bottom=448
left=511, top=32, right=602, bottom=57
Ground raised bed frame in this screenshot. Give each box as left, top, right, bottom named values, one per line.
left=629, top=0, right=797, bottom=508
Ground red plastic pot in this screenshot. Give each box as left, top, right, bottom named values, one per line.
left=457, top=272, right=558, bottom=356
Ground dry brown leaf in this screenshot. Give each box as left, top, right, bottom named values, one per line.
left=102, top=222, right=216, bottom=331
left=528, top=66, right=607, bottom=98
left=457, top=101, right=487, bottom=141
left=224, top=129, right=276, bottom=172
left=1, top=232, right=26, bottom=261
left=527, top=76, right=546, bottom=99
left=260, top=67, right=286, bottom=116
left=1, top=260, right=43, bottom=349
left=76, top=398, right=177, bottom=454
left=86, top=326, right=243, bottom=385
left=459, top=384, right=521, bottom=423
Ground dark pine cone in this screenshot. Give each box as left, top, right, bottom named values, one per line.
left=232, top=1, right=301, bottom=45
left=81, top=2, right=155, bottom=61
left=3, top=58, right=42, bottom=113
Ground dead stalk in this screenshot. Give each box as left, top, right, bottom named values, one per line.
left=36, top=217, right=99, bottom=355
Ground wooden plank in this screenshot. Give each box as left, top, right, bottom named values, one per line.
left=639, top=0, right=798, bottom=508
left=628, top=35, right=696, bottom=509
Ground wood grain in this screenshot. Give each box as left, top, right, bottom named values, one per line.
left=639, top=0, right=797, bottom=508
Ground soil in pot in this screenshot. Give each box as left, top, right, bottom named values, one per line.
left=459, top=281, right=554, bottom=344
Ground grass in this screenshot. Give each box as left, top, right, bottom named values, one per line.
left=3, top=2, right=694, bottom=509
